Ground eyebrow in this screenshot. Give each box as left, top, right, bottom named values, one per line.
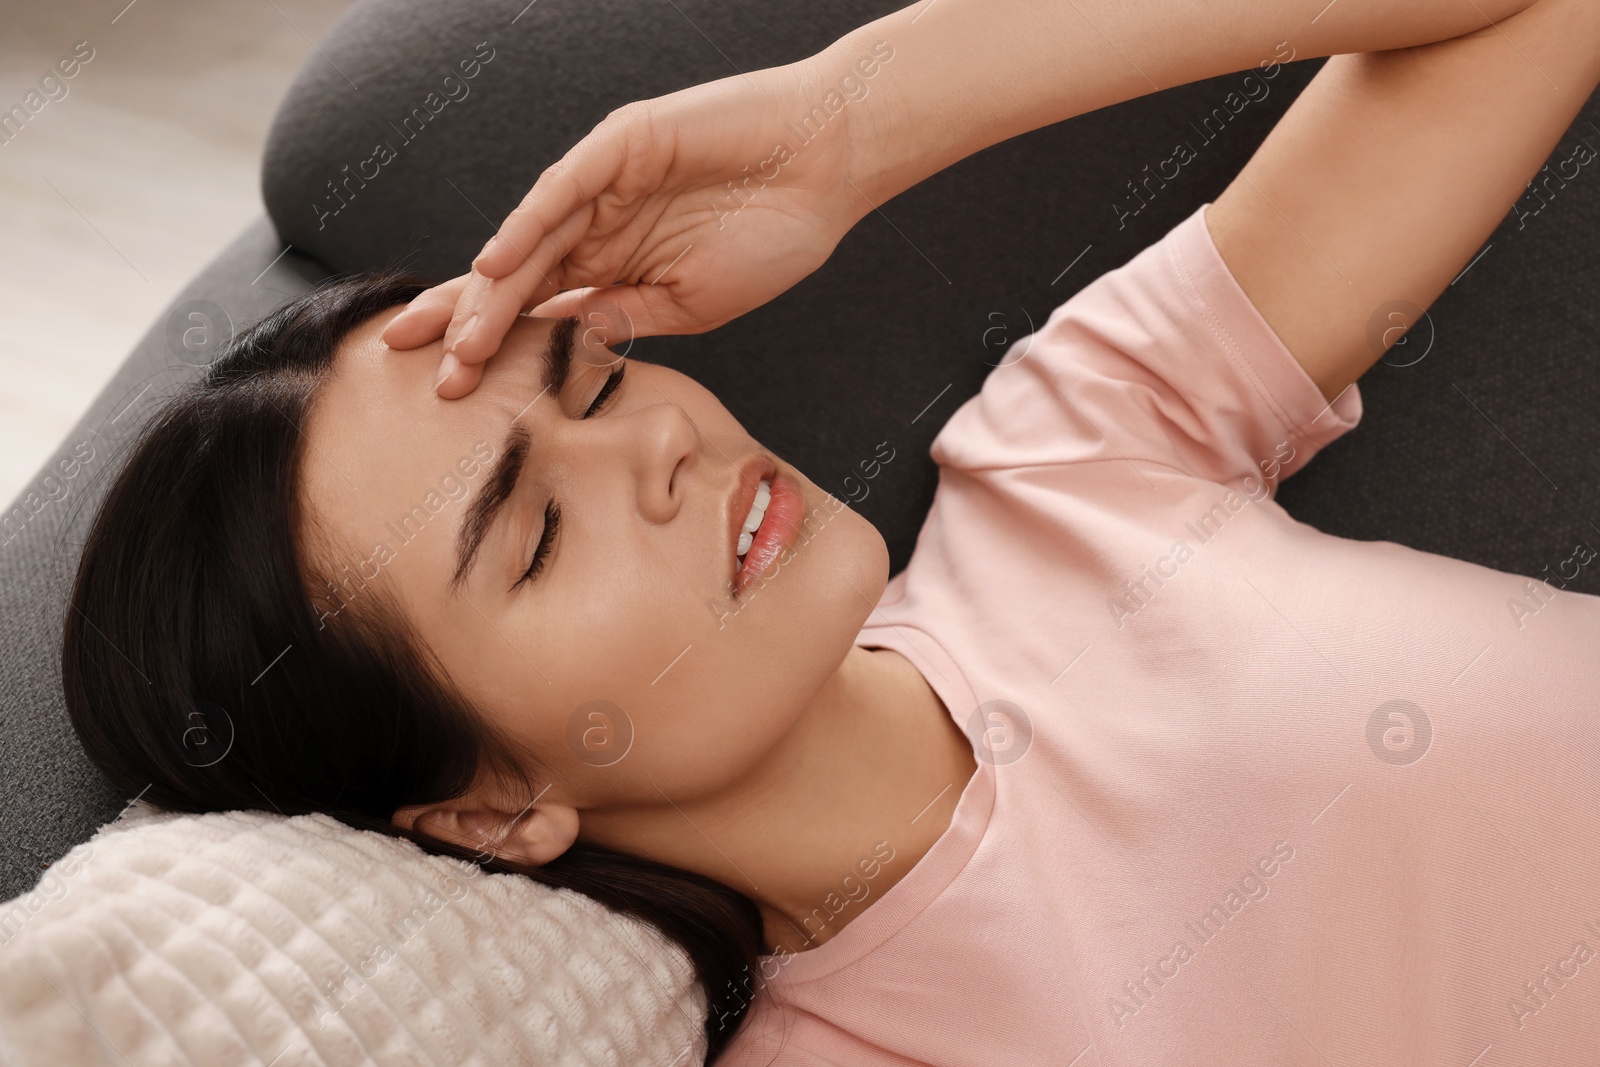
left=448, top=317, right=579, bottom=592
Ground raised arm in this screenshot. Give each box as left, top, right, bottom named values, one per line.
left=840, top=0, right=1559, bottom=205
left=841, top=0, right=1600, bottom=403
left=1204, top=0, right=1600, bottom=402
left=387, top=0, right=1577, bottom=397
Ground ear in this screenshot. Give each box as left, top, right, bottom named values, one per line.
left=391, top=793, right=580, bottom=867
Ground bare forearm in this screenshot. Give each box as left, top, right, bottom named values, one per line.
left=826, top=0, right=1543, bottom=210
left=1209, top=0, right=1600, bottom=402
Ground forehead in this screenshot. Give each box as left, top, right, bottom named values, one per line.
left=296, top=310, right=563, bottom=590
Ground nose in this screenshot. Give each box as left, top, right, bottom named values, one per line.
left=598, top=398, right=700, bottom=525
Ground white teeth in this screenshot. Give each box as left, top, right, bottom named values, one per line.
left=736, top=479, right=771, bottom=564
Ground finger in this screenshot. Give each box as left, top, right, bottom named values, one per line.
left=565, top=283, right=706, bottom=341
left=434, top=209, right=601, bottom=398
left=523, top=286, right=597, bottom=320
left=470, top=115, right=631, bottom=279
left=434, top=351, right=487, bottom=400
left=521, top=288, right=653, bottom=354
left=533, top=284, right=706, bottom=341
left=443, top=205, right=595, bottom=366
left=380, top=273, right=472, bottom=350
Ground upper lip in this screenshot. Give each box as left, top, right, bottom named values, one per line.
left=726, top=454, right=777, bottom=576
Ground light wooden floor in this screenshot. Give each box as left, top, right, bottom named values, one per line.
left=0, top=0, right=354, bottom=508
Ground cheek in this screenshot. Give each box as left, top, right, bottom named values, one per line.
left=533, top=590, right=709, bottom=780
left=546, top=565, right=694, bottom=691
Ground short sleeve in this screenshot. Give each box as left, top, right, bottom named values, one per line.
left=929, top=203, right=1362, bottom=497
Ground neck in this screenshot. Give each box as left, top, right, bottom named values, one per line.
left=589, top=644, right=975, bottom=957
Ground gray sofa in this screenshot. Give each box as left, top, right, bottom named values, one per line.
left=8, top=0, right=1600, bottom=899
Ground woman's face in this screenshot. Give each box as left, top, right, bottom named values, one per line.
left=299, top=308, right=889, bottom=844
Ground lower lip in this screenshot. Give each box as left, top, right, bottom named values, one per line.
left=734, top=471, right=805, bottom=596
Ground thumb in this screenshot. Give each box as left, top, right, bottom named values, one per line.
left=527, top=284, right=716, bottom=342
left=530, top=288, right=643, bottom=352
left=523, top=286, right=595, bottom=321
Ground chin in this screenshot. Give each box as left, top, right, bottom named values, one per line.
left=822, top=506, right=891, bottom=635
left=859, top=520, right=891, bottom=598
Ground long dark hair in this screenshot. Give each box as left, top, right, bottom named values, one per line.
left=60, top=271, right=766, bottom=1059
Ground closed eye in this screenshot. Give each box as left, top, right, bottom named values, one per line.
left=512, top=359, right=626, bottom=591
left=582, top=361, right=626, bottom=418
left=513, top=502, right=559, bottom=591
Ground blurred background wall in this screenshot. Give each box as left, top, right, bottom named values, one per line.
left=0, top=0, right=353, bottom=506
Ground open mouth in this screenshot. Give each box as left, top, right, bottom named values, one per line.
left=727, top=461, right=805, bottom=598
left=735, top=479, right=771, bottom=568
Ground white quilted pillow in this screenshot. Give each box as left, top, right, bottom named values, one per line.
left=0, top=803, right=706, bottom=1066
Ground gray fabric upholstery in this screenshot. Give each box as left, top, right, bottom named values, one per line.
left=8, top=0, right=1600, bottom=895
left=0, top=222, right=329, bottom=898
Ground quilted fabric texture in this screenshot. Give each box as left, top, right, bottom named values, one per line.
left=0, top=803, right=706, bottom=1066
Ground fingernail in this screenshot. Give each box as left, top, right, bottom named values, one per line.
left=475, top=237, right=500, bottom=265
left=449, top=314, right=479, bottom=355
left=435, top=352, right=458, bottom=389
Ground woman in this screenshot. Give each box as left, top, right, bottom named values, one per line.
left=64, top=0, right=1600, bottom=1063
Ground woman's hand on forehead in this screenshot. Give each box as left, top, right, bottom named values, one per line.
left=379, top=55, right=880, bottom=400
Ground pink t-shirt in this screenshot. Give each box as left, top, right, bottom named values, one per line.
left=713, top=202, right=1600, bottom=1066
